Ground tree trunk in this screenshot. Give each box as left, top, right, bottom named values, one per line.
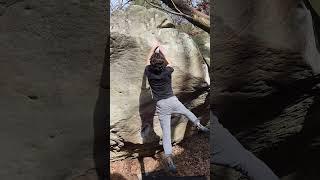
left=160, top=0, right=210, bottom=32
left=188, top=8, right=210, bottom=32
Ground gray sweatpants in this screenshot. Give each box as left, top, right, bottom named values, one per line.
left=156, top=96, right=199, bottom=156
left=211, top=111, right=279, bottom=180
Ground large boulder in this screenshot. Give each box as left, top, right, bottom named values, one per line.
left=0, top=1, right=106, bottom=180
left=192, top=29, right=210, bottom=66
left=211, top=0, right=320, bottom=179
left=110, top=5, right=209, bottom=161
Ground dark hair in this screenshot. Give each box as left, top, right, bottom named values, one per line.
left=149, top=49, right=167, bottom=74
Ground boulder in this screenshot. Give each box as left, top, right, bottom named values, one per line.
left=0, top=0, right=106, bottom=180
left=192, top=29, right=210, bottom=66
left=211, top=1, right=320, bottom=179
left=110, top=5, right=209, bottom=161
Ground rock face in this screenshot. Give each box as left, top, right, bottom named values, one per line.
left=211, top=0, right=320, bottom=179
left=110, top=5, right=209, bottom=161
left=192, top=30, right=210, bottom=66
left=192, top=30, right=210, bottom=85
left=0, top=1, right=106, bottom=180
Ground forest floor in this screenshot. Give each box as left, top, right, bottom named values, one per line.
left=110, top=133, right=210, bottom=180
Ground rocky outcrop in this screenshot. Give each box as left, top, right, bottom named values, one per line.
left=211, top=1, right=320, bottom=179
left=110, top=5, right=209, bottom=161
left=192, top=30, right=210, bottom=66
left=0, top=1, right=106, bottom=180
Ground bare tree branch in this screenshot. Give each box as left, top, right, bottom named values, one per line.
left=158, top=0, right=210, bottom=32
left=145, top=0, right=192, bottom=18
left=170, top=0, right=184, bottom=14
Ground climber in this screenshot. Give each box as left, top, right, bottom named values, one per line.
left=144, top=41, right=209, bottom=173
left=211, top=110, right=279, bottom=180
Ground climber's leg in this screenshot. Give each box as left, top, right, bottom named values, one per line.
left=171, top=96, right=199, bottom=124
left=156, top=98, right=177, bottom=173
left=158, top=113, right=172, bottom=155
left=156, top=98, right=173, bottom=156
left=211, top=111, right=279, bottom=180
left=171, top=96, right=209, bottom=132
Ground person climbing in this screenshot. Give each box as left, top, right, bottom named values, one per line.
left=144, top=41, right=209, bottom=174
left=210, top=110, right=279, bottom=180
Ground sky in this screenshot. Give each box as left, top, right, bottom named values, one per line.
left=110, top=0, right=131, bottom=12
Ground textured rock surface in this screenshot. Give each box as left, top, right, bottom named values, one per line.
left=110, top=5, right=209, bottom=161
left=0, top=1, right=106, bottom=180
left=192, top=30, right=210, bottom=66
left=211, top=0, right=320, bottom=179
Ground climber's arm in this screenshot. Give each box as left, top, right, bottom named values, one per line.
left=166, top=56, right=172, bottom=67
left=159, top=46, right=172, bottom=66
left=146, top=41, right=160, bottom=65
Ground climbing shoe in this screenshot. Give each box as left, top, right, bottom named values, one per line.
left=196, top=123, right=210, bottom=133
left=165, top=155, right=177, bottom=174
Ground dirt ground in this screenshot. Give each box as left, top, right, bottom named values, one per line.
left=110, top=133, right=210, bottom=180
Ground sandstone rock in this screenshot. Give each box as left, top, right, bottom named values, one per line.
left=192, top=30, right=210, bottom=85
left=192, top=30, right=210, bottom=66
left=0, top=1, right=106, bottom=179
left=211, top=1, right=320, bottom=179
left=110, top=5, right=209, bottom=161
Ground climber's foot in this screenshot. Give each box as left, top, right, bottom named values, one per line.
left=165, top=155, right=177, bottom=174
left=196, top=123, right=210, bottom=133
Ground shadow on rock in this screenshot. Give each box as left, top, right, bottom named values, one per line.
left=258, top=94, right=320, bottom=180
left=139, top=73, right=160, bottom=145
left=93, top=45, right=108, bottom=179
